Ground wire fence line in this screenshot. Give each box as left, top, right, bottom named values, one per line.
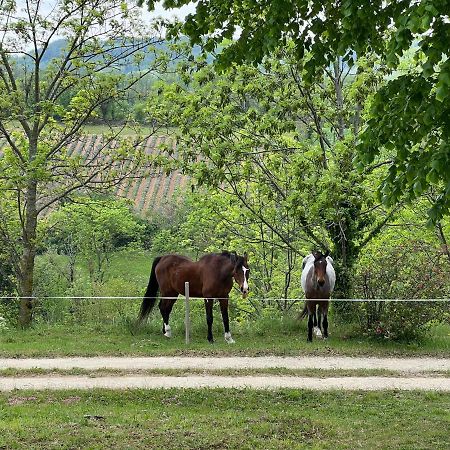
left=1, top=296, right=449, bottom=302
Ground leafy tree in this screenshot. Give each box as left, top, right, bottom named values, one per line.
left=0, top=0, right=168, bottom=326
left=141, top=0, right=450, bottom=223
left=46, top=197, right=145, bottom=284
left=146, top=47, right=399, bottom=313
left=147, top=189, right=303, bottom=314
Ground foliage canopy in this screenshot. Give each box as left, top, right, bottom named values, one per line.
left=141, top=0, right=450, bottom=222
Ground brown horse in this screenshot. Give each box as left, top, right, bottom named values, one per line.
left=138, top=251, right=250, bottom=343
left=300, top=251, right=336, bottom=342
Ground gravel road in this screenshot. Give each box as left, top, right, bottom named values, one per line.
left=0, top=356, right=449, bottom=372
left=0, top=374, right=448, bottom=391
left=1, top=356, right=449, bottom=391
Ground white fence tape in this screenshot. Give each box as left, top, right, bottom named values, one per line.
left=0, top=296, right=449, bottom=302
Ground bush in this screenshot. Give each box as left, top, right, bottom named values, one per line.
left=0, top=252, right=15, bottom=295
left=0, top=300, right=16, bottom=329
left=359, top=301, right=447, bottom=341
left=353, top=228, right=450, bottom=341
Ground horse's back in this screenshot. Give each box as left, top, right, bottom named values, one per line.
left=325, top=260, right=336, bottom=292
left=301, top=256, right=314, bottom=292
left=157, top=254, right=193, bottom=268
left=155, top=254, right=203, bottom=296
left=155, top=253, right=234, bottom=298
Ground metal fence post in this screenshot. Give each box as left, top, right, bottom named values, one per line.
left=184, top=281, right=190, bottom=344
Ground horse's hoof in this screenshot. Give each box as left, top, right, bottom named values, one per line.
left=224, top=332, right=235, bottom=344
left=163, top=324, right=171, bottom=338
left=313, top=327, right=323, bottom=338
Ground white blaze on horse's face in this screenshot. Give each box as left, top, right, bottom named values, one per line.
left=242, top=266, right=249, bottom=296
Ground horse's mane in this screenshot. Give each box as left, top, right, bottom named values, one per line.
left=221, top=250, right=245, bottom=264
left=220, top=250, right=235, bottom=258
left=198, top=251, right=240, bottom=264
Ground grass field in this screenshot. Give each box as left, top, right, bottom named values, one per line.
left=2, top=250, right=448, bottom=358
left=80, top=123, right=176, bottom=137
left=0, top=389, right=448, bottom=449
left=0, top=321, right=448, bottom=358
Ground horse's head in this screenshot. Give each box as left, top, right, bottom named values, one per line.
left=230, top=252, right=250, bottom=298
left=313, top=250, right=330, bottom=288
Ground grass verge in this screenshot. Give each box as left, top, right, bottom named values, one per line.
left=0, top=389, right=448, bottom=449
left=1, top=368, right=449, bottom=378
left=0, top=321, right=448, bottom=358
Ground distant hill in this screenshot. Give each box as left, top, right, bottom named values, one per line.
left=16, top=38, right=204, bottom=73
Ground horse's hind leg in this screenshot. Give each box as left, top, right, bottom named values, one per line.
left=307, top=313, right=314, bottom=342
left=313, top=305, right=322, bottom=338
left=159, top=294, right=177, bottom=338
left=205, top=298, right=214, bottom=343
left=219, top=298, right=234, bottom=344
left=314, top=307, right=323, bottom=339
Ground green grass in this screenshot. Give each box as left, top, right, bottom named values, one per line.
left=1, top=367, right=449, bottom=378
left=0, top=320, right=448, bottom=358
left=0, top=389, right=448, bottom=449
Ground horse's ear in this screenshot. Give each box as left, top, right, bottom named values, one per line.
left=324, top=249, right=330, bottom=258
left=244, top=252, right=248, bottom=262
left=230, top=251, right=237, bottom=264
left=312, top=251, right=320, bottom=260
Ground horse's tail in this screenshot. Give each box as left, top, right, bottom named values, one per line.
left=138, top=256, right=162, bottom=324
left=298, top=304, right=308, bottom=320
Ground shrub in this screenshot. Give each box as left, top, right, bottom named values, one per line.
left=353, top=227, right=450, bottom=341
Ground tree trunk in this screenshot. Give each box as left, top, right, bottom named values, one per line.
left=328, top=217, right=359, bottom=323
left=18, top=179, right=38, bottom=328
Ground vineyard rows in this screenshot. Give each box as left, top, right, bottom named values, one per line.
left=66, top=134, right=189, bottom=216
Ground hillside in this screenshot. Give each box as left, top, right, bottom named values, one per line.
left=66, top=134, right=188, bottom=215
left=15, top=38, right=204, bottom=73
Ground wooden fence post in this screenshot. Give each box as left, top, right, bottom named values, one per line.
left=184, top=281, right=190, bottom=344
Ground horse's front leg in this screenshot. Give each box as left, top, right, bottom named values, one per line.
left=219, top=298, right=234, bottom=344
left=314, top=307, right=323, bottom=339
left=307, top=313, right=314, bottom=342
left=204, top=298, right=214, bottom=343
left=322, top=302, right=329, bottom=339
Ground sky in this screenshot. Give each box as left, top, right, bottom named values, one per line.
left=14, top=0, right=196, bottom=21
left=143, top=1, right=196, bottom=21
left=8, top=0, right=198, bottom=50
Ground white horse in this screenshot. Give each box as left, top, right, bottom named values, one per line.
left=300, top=251, right=336, bottom=341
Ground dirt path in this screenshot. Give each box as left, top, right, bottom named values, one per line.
left=0, top=356, right=449, bottom=372
left=0, top=375, right=449, bottom=391
left=1, top=356, right=449, bottom=391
